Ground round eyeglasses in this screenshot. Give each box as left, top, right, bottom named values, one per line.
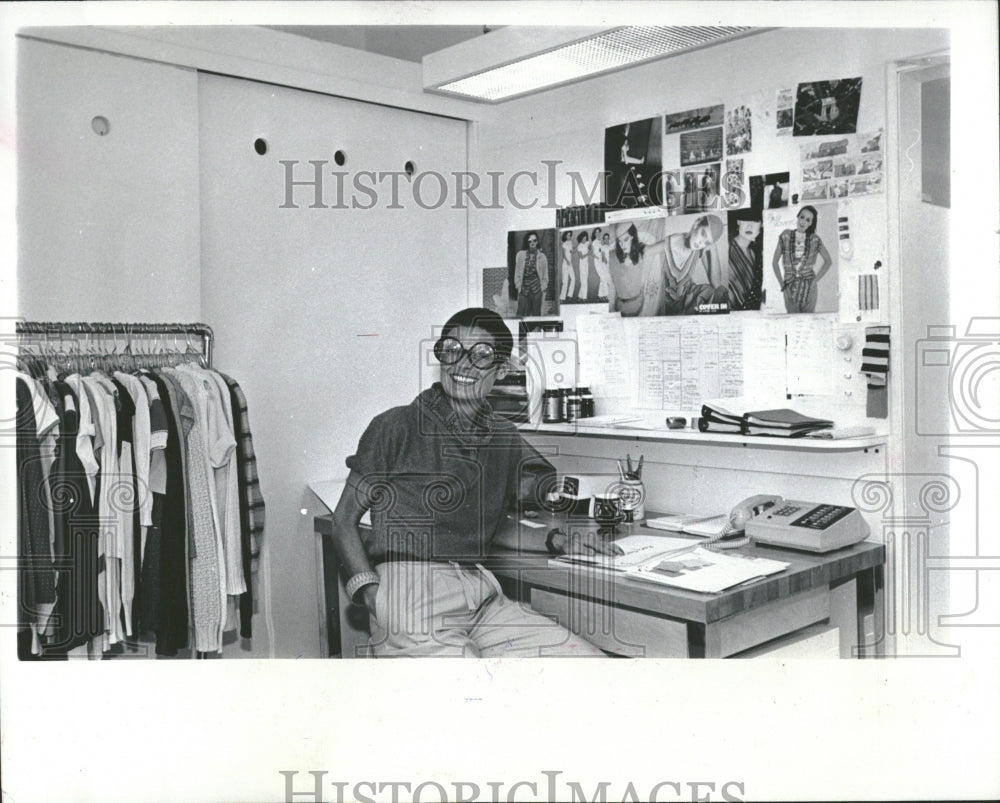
left=434, top=337, right=499, bottom=369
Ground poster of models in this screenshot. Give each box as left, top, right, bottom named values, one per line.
left=604, top=116, right=663, bottom=209
left=606, top=213, right=730, bottom=317
left=726, top=209, right=764, bottom=311
left=749, top=171, right=790, bottom=210
left=763, top=202, right=840, bottom=314
left=792, top=77, right=863, bottom=135
left=680, top=126, right=723, bottom=166
left=555, top=224, right=612, bottom=305
left=683, top=163, right=721, bottom=214
left=725, top=105, right=753, bottom=154
left=506, top=228, right=558, bottom=317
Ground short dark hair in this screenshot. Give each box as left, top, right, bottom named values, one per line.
left=441, top=307, right=513, bottom=362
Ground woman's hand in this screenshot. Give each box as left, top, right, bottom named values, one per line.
left=554, top=529, right=624, bottom=557
left=361, top=584, right=379, bottom=621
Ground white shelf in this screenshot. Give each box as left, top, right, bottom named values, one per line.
left=518, top=422, right=886, bottom=452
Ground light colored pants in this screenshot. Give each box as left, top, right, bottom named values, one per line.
left=369, top=561, right=605, bottom=658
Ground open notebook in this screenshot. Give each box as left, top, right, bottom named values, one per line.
left=645, top=513, right=730, bottom=538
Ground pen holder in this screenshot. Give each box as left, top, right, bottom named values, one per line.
left=615, top=478, right=645, bottom=524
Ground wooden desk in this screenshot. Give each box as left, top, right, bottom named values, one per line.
left=487, top=514, right=885, bottom=659
left=313, top=514, right=885, bottom=659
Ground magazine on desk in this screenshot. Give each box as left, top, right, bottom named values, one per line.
left=550, top=532, right=791, bottom=592
left=625, top=548, right=789, bottom=593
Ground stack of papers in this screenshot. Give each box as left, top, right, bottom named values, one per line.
left=626, top=548, right=789, bottom=593
left=548, top=534, right=696, bottom=572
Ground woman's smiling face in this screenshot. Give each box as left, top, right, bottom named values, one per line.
left=438, top=325, right=506, bottom=411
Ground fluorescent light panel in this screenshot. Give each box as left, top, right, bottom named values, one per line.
left=432, top=26, right=754, bottom=102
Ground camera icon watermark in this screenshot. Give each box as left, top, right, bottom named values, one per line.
left=915, top=318, right=1000, bottom=436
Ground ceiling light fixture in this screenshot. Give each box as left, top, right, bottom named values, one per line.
left=424, top=26, right=760, bottom=103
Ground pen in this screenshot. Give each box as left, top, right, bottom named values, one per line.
left=626, top=454, right=633, bottom=476
left=637, top=455, right=643, bottom=479
left=617, top=459, right=625, bottom=480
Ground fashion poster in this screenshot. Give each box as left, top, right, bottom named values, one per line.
left=725, top=105, right=752, bottom=154
left=663, top=103, right=724, bottom=133
left=749, top=171, right=790, bottom=210
left=726, top=209, right=764, bottom=311
left=604, top=116, right=663, bottom=209
left=556, top=224, right=612, bottom=305
left=792, top=77, right=863, bottom=136
left=607, top=212, right=730, bottom=318
left=683, top=163, right=721, bottom=214
left=507, top=228, right=557, bottom=317
left=662, top=169, right=683, bottom=216
left=679, top=126, right=723, bottom=166
left=763, top=202, right=840, bottom=315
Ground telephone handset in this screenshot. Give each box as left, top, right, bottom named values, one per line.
left=702, top=495, right=782, bottom=550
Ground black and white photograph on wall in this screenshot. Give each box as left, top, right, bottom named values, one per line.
left=792, top=77, right=864, bottom=136
left=607, top=212, right=730, bottom=317
left=727, top=209, right=764, bottom=311
left=507, top=228, right=557, bottom=317
left=776, top=88, right=795, bottom=135
left=483, top=266, right=515, bottom=318
left=725, top=105, right=753, bottom=154
left=749, top=171, right=791, bottom=210
left=724, top=158, right=747, bottom=209
left=604, top=117, right=662, bottom=209
left=683, top=163, right=721, bottom=214
left=679, top=126, right=723, bottom=166
left=556, top=225, right=611, bottom=305
left=664, top=103, right=724, bottom=132
left=662, top=169, right=684, bottom=215
left=763, top=202, right=840, bottom=314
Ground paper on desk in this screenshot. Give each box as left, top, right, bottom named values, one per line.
left=550, top=534, right=696, bottom=571
left=627, top=548, right=789, bottom=593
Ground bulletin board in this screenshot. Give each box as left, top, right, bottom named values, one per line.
left=507, top=73, right=891, bottom=433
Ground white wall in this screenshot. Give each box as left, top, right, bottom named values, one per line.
left=17, top=38, right=201, bottom=320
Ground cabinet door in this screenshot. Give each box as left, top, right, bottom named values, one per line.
left=17, top=38, right=201, bottom=321
left=198, top=73, right=469, bottom=657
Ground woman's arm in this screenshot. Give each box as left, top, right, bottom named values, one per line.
left=812, top=236, right=833, bottom=281
left=771, top=233, right=785, bottom=285
left=330, top=471, right=379, bottom=617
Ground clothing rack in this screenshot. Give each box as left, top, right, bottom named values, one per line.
left=16, top=321, right=214, bottom=369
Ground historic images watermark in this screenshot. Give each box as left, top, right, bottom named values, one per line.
left=277, top=161, right=745, bottom=212
left=279, top=770, right=747, bottom=803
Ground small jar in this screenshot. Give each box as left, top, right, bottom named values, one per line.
left=559, top=388, right=570, bottom=422
left=542, top=389, right=562, bottom=423
left=578, top=386, right=594, bottom=418
left=566, top=388, right=582, bottom=422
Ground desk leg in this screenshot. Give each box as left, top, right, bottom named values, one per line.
left=830, top=577, right=859, bottom=658
left=854, top=565, right=886, bottom=659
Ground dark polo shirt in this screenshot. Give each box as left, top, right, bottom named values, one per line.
left=346, top=384, right=554, bottom=563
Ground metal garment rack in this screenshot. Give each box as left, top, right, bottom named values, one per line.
left=15, top=321, right=214, bottom=368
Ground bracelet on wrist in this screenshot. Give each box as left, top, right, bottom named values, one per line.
left=345, top=571, right=380, bottom=604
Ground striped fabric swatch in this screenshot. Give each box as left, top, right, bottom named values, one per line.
left=858, top=273, right=879, bottom=311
